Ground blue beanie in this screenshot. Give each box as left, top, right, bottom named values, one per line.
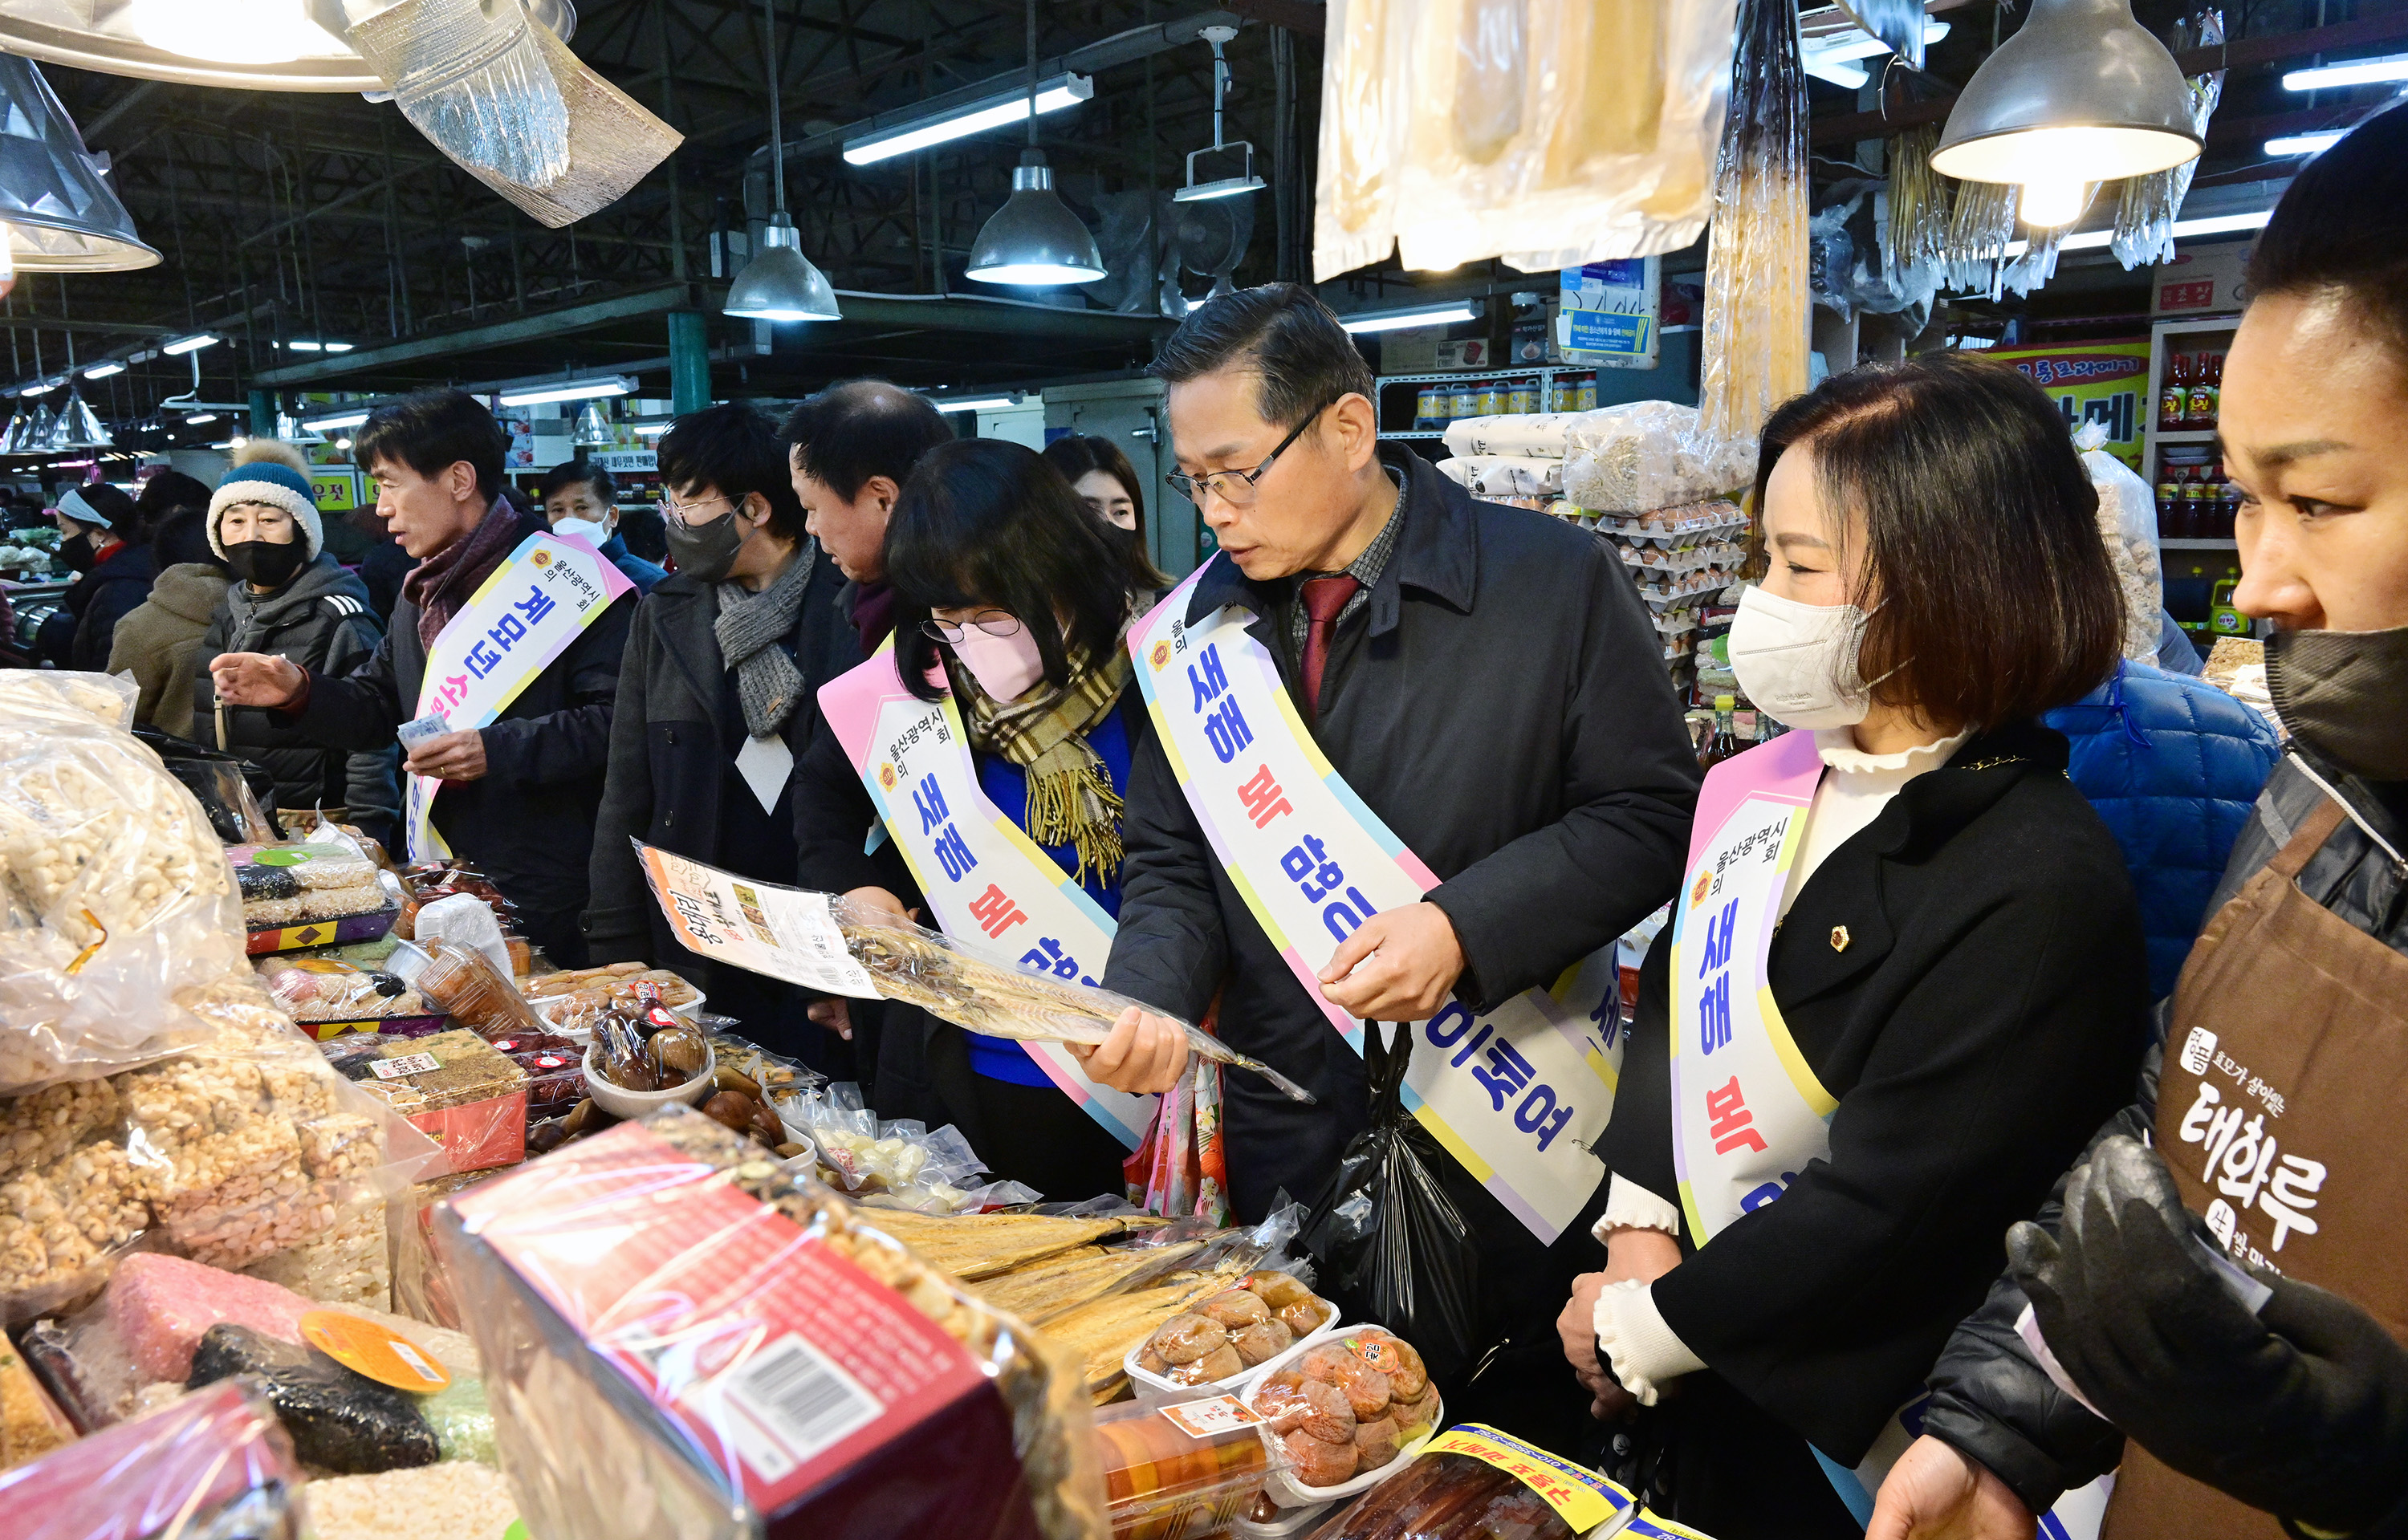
left=209, top=460, right=323, bottom=560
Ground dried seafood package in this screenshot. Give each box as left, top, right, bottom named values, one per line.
left=432, top=1104, right=1108, bottom=1540
left=634, top=843, right=1312, bottom=1102
left=0, top=1379, right=303, bottom=1540
left=0, top=671, right=246, bottom=1094
left=1694, top=0, right=1810, bottom=465
left=1303, top=1428, right=1640, bottom=1540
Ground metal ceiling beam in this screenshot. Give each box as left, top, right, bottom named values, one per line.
left=254, top=283, right=705, bottom=385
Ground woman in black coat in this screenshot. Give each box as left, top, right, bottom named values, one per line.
left=1559, top=356, right=2153, bottom=1538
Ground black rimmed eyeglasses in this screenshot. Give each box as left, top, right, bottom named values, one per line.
left=1166, top=402, right=1328, bottom=507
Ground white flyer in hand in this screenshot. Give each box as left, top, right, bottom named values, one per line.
left=633, top=842, right=878, bottom=998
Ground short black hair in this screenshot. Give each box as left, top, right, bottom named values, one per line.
left=2247, top=98, right=2408, bottom=372
left=1148, top=282, right=1374, bottom=429
left=136, top=469, right=211, bottom=523
left=538, top=459, right=617, bottom=506
left=153, top=507, right=224, bottom=571
left=887, top=438, right=1137, bottom=703
left=779, top=379, right=955, bottom=501
left=658, top=402, right=805, bottom=542
left=1042, top=432, right=1169, bottom=591
left=1751, top=354, right=2122, bottom=733
left=353, top=388, right=508, bottom=501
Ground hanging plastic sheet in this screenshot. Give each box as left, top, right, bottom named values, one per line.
left=345, top=0, right=681, bottom=228
left=1313, top=0, right=1739, bottom=279
left=1694, top=0, right=1810, bottom=462
left=2111, top=9, right=2225, bottom=270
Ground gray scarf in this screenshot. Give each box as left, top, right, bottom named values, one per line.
left=714, top=543, right=816, bottom=738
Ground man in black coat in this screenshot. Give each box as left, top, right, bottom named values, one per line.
left=582, top=405, right=861, bottom=1070
left=1091, top=285, right=1701, bottom=1435
left=209, top=389, right=629, bottom=966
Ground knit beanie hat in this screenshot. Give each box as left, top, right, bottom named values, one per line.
left=209, top=446, right=323, bottom=560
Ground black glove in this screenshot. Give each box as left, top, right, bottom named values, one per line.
left=2008, top=1135, right=2408, bottom=1536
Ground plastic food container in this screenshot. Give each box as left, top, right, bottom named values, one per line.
left=1096, top=1390, right=1280, bottom=1540
left=1230, top=1498, right=1334, bottom=1539
left=1125, top=1291, right=1340, bottom=1398
left=580, top=1040, right=716, bottom=1119
left=1238, top=1324, right=1445, bottom=1510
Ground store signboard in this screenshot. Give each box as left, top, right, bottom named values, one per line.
left=309, top=469, right=360, bottom=513
left=1558, top=257, right=1660, bottom=370
left=1985, top=340, right=2151, bottom=472
left=589, top=449, right=657, bottom=473
left=2151, top=242, right=2252, bottom=316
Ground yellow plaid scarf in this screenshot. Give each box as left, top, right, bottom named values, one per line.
left=951, top=646, right=1133, bottom=885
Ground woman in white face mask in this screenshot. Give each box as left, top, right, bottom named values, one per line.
left=792, top=437, right=1158, bottom=1200
left=1554, top=353, right=2152, bottom=1539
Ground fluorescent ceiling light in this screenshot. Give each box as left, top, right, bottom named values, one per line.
left=844, top=74, right=1092, bottom=165
left=303, top=409, right=372, bottom=431
left=1173, top=176, right=1266, bottom=202
left=128, top=0, right=340, bottom=67
left=19, top=381, right=55, bottom=396
left=82, top=362, right=124, bottom=379
left=2283, top=55, right=2408, bottom=91
left=632, top=421, right=671, bottom=437
left=2265, top=131, right=2345, bottom=156
left=1337, top=303, right=1479, bottom=335
left=161, top=333, right=219, bottom=356
left=323, top=342, right=354, bottom=352
left=931, top=396, right=1015, bottom=413
left=285, top=339, right=323, bottom=351
left=185, top=412, right=218, bottom=425
left=1803, top=19, right=1949, bottom=87
left=498, top=377, right=633, bottom=407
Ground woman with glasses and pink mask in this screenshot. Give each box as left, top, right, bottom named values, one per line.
left=795, top=437, right=1163, bottom=1197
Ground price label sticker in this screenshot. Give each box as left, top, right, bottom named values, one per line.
left=1422, top=1424, right=1631, bottom=1533
left=1158, top=1395, right=1262, bottom=1440
left=300, top=1310, right=452, bottom=1392
left=371, top=1053, right=441, bottom=1079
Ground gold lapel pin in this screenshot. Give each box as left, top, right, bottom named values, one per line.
left=1829, top=925, right=1851, bottom=953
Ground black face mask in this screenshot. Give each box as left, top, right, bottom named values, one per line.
left=2266, top=624, right=2408, bottom=782
left=57, top=530, right=97, bottom=574
left=224, top=538, right=309, bottom=590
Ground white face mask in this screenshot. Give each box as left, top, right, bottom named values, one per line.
left=1727, top=584, right=1879, bottom=730
left=551, top=516, right=608, bottom=545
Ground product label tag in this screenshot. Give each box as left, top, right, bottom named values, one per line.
left=1159, top=1395, right=1263, bottom=1439
left=371, top=1052, right=441, bottom=1079
left=299, top=1310, right=453, bottom=1392
left=1422, top=1424, right=1632, bottom=1533
left=634, top=843, right=881, bottom=998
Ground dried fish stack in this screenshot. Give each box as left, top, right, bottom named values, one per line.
left=1882, top=124, right=1952, bottom=293
left=2113, top=8, right=2225, bottom=270
left=1695, top=0, right=1810, bottom=463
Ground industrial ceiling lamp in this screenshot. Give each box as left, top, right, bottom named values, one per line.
left=1930, top=0, right=2200, bottom=221
left=0, top=0, right=574, bottom=92
left=966, top=0, right=1105, bottom=285
left=572, top=400, right=615, bottom=446
left=0, top=55, right=160, bottom=273
left=723, top=0, right=839, bottom=322
left=1173, top=26, right=1264, bottom=203
left=17, top=398, right=52, bottom=455
left=49, top=388, right=107, bottom=450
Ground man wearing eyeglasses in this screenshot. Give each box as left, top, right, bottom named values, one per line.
left=1090, top=284, right=1700, bottom=1443
left=209, top=388, right=633, bottom=966
left=581, top=404, right=864, bottom=1071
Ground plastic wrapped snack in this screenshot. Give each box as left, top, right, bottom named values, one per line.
left=407, top=942, right=547, bottom=1039
left=340, top=1029, right=530, bottom=1176
left=1440, top=413, right=1580, bottom=461
left=0, top=673, right=247, bottom=1094
left=1096, top=1391, right=1279, bottom=1540
left=257, top=955, right=439, bottom=1038
left=527, top=968, right=702, bottom=1031
left=2074, top=419, right=2166, bottom=661
left=188, top=1323, right=441, bottom=1474
left=303, top=1461, right=519, bottom=1540
left=234, top=832, right=399, bottom=955
left=1434, top=456, right=1563, bottom=499
left=771, top=1080, right=1035, bottom=1213
left=1562, top=403, right=1751, bottom=514
left=0, top=975, right=440, bottom=1324
left=1300, top=1429, right=1641, bottom=1540
left=431, top=1104, right=1108, bottom=1540
left=0, top=1337, right=75, bottom=1470
left=0, top=1378, right=303, bottom=1540
left=391, top=1168, right=515, bottom=1330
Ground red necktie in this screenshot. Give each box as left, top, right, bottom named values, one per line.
left=1300, top=574, right=1361, bottom=721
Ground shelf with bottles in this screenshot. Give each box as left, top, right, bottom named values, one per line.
left=1375, top=367, right=1601, bottom=437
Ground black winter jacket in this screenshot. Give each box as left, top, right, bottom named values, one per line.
left=582, top=549, right=860, bottom=978
left=277, top=500, right=632, bottom=928
left=39, top=540, right=155, bottom=671
left=194, top=551, right=400, bottom=846
left=1601, top=721, right=2150, bottom=1481
left=1921, top=748, right=2408, bottom=1525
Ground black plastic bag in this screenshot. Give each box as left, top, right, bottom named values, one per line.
left=135, top=727, right=283, bottom=843
left=1302, top=1025, right=1483, bottom=1395
left=186, top=1324, right=439, bottom=1474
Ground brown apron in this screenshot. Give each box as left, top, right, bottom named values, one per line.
left=2103, top=798, right=2408, bottom=1540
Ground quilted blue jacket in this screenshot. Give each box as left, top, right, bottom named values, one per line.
left=2043, top=660, right=2280, bottom=998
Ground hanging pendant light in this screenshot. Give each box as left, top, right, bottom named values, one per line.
left=572, top=400, right=616, bottom=446
left=51, top=389, right=108, bottom=450
left=0, top=0, right=575, bottom=92
left=723, top=0, right=839, bottom=322
left=966, top=0, right=1105, bottom=286
left=0, top=406, right=22, bottom=454
left=18, top=398, right=54, bottom=455
left=0, top=55, right=160, bottom=273
left=1173, top=26, right=1265, bottom=203
left=1931, top=0, right=2200, bottom=211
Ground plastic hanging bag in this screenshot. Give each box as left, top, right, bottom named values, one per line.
left=1315, top=0, right=1739, bottom=279
left=2111, top=8, right=2224, bottom=270
left=0, top=673, right=248, bottom=1094
left=133, top=727, right=283, bottom=846
left=1563, top=401, right=1751, bottom=513
left=1302, top=1027, right=1482, bottom=1396
left=2075, top=420, right=2166, bottom=662
left=431, top=1104, right=1109, bottom=1540
left=411, top=893, right=511, bottom=977
left=1694, top=0, right=1810, bottom=466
